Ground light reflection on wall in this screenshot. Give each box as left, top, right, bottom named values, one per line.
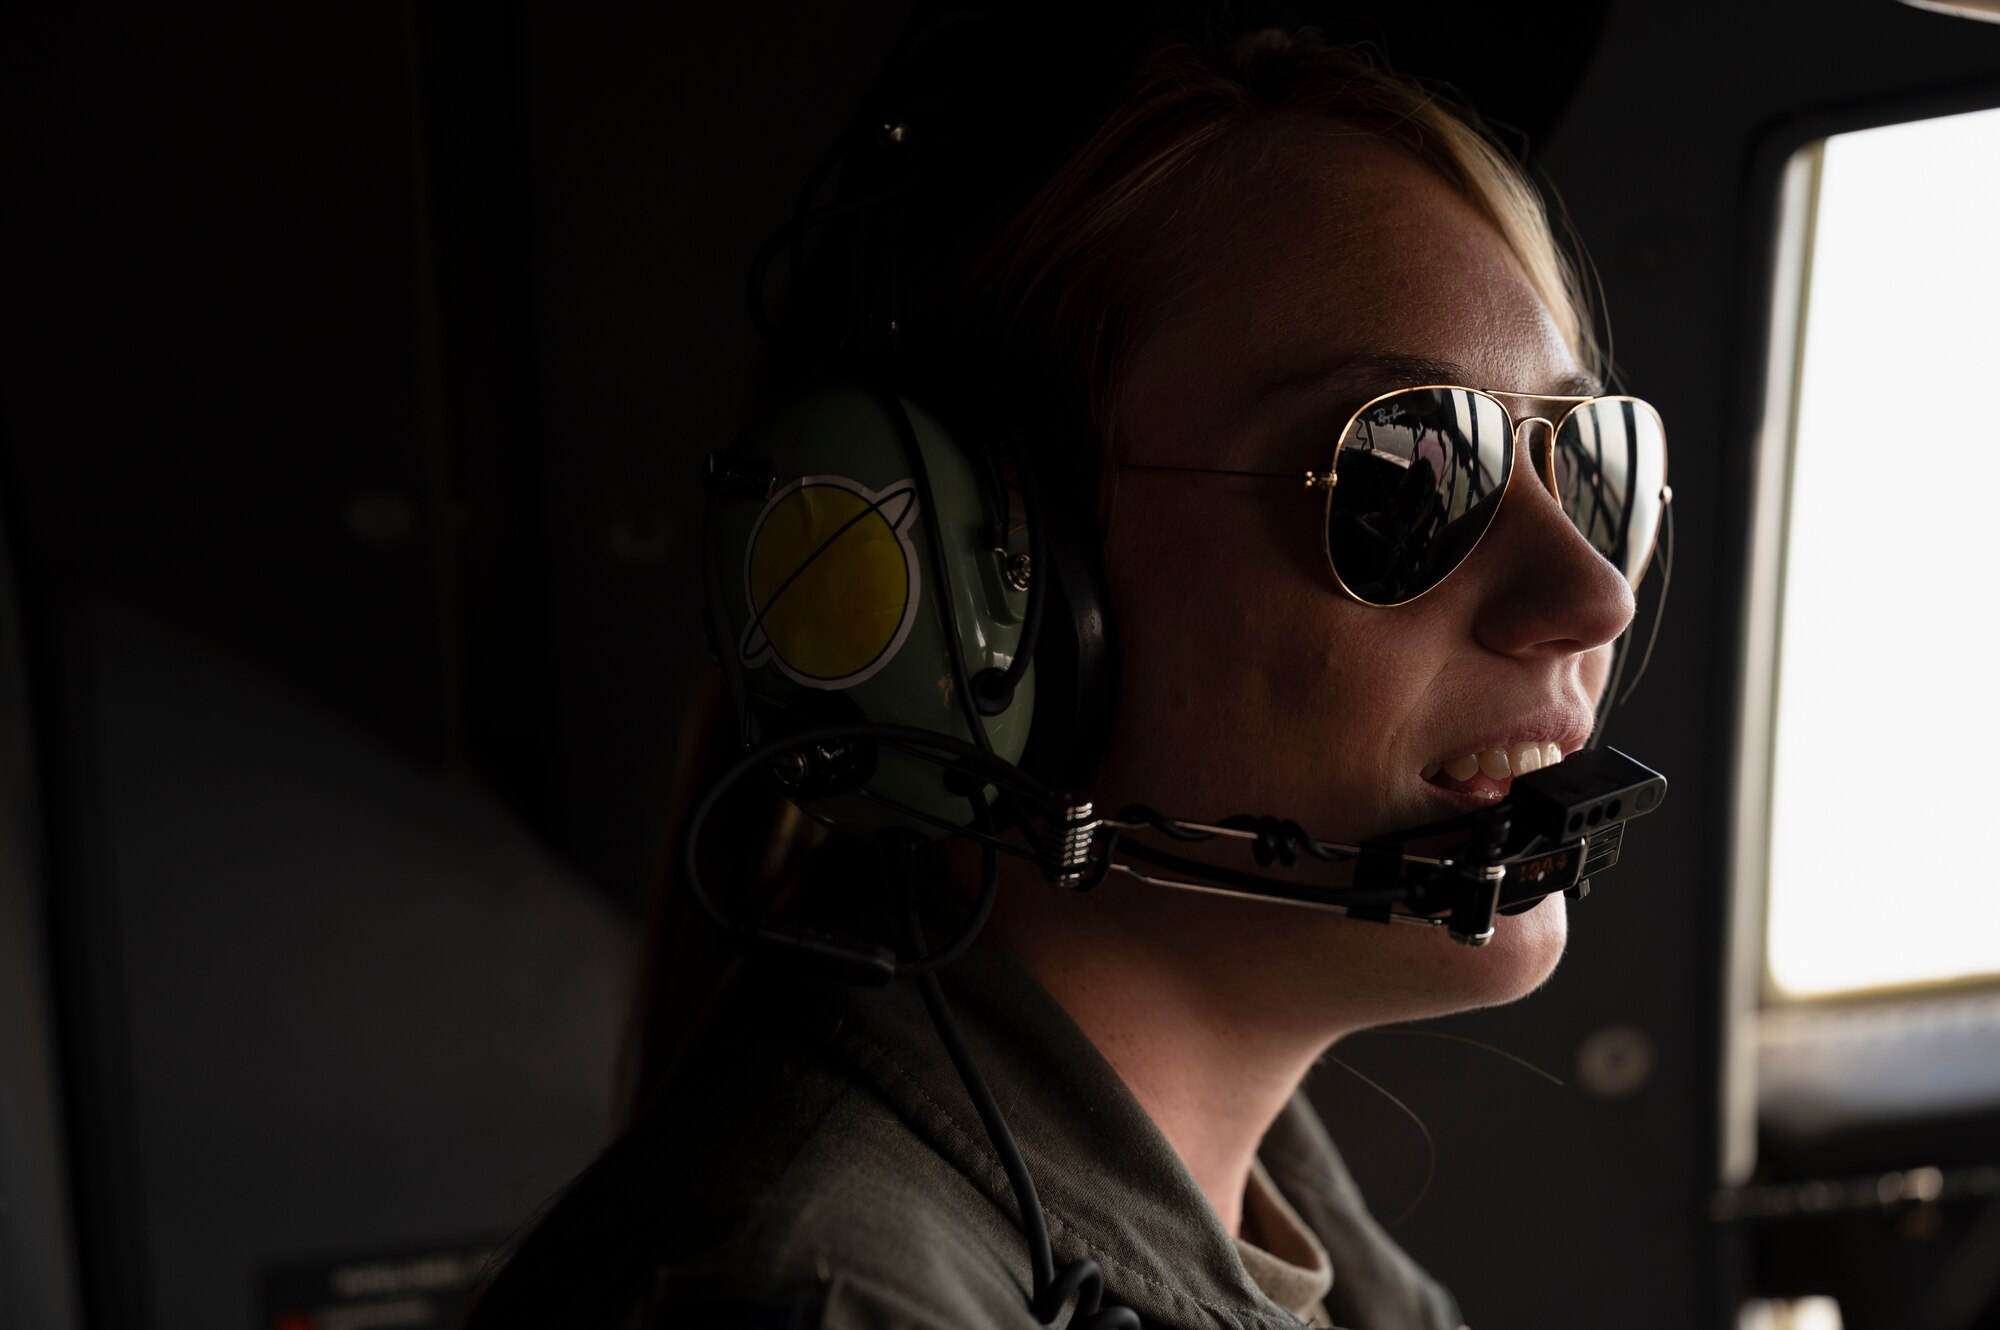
left=1738, top=1296, right=1845, bottom=1330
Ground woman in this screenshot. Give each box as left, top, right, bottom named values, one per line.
left=471, top=24, right=1660, bottom=1330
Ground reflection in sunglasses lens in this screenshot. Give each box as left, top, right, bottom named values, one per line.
left=1553, top=398, right=1667, bottom=584
left=1326, top=388, right=1512, bottom=604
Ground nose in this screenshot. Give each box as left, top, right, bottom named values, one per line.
left=1466, top=417, right=1636, bottom=658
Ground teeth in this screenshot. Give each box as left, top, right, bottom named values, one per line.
left=1425, top=742, right=1567, bottom=784
left=1442, top=753, right=1480, bottom=781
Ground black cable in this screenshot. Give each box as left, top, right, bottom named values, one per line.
left=899, top=835, right=1001, bottom=978
left=1215, top=813, right=1352, bottom=867
left=894, top=793, right=1004, bottom=976
left=681, top=722, right=1047, bottom=956
left=853, top=785, right=1041, bottom=864
left=876, top=738, right=1051, bottom=802
left=1110, top=803, right=1213, bottom=841
left=745, top=184, right=916, bottom=349
left=893, top=867, right=1140, bottom=1330
left=1115, top=803, right=1362, bottom=865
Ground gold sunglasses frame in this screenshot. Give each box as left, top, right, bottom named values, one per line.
left=1124, top=383, right=1673, bottom=609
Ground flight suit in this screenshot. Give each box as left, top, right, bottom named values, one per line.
left=625, top=934, right=1466, bottom=1330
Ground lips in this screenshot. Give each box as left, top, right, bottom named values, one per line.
left=1416, top=699, right=1596, bottom=804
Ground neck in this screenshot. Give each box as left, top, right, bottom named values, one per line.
left=968, top=851, right=1345, bottom=1237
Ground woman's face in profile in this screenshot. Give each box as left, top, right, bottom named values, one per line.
left=1094, top=131, right=1637, bottom=1010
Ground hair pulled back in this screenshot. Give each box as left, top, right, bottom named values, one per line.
left=910, top=26, right=1600, bottom=474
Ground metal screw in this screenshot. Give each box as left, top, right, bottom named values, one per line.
left=1003, top=551, right=1032, bottom=592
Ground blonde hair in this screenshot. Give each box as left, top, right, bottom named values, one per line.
left=948, top=28, right=1601, bottom=450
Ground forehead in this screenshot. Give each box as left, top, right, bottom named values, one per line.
left=1119, top=131, right=1582, bottom=456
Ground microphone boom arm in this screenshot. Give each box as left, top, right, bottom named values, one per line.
left=1044, top=748, right=1667, bottom=947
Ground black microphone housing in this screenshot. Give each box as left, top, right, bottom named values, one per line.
left=1506, top=747, right=1668, bottom=847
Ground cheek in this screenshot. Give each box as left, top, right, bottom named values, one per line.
left=1096, top=494, right=1300, bottom=800
left=1094, top=490, right=1447, bottom=818
left=1100, top=495, right=1279, bottom=720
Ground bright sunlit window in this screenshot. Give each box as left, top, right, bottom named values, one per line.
left=1764, top=106, right=2000, bottom=999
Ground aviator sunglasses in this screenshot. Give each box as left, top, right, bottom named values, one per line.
left=1125, top=384, right=1672, bottom=606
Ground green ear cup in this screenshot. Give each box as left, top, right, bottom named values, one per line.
left=705, top=382, right=1035, bottom=837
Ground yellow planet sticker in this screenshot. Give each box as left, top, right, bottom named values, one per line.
left=739, top=474, right=922, bottom=689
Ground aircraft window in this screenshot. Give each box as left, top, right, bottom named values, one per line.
left=1756, top=105, right=2000, bottom=1002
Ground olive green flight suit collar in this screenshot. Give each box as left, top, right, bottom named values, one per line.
left=827, top=937, right=1464, bottom=1330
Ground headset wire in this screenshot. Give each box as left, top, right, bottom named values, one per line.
left=892, top=844, right=1141, bottom=1330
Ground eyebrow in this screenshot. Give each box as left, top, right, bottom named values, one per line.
left=1254, top=351, right=1606, bottom=405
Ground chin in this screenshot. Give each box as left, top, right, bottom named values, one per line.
left=1470, top=893, right=1570, bottom=1003
left=1099, top=878, right=1572, bottom=1029
left=1322, top=893, right=1571, bottom=1024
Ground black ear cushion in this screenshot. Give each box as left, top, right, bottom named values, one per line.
left=1015, top=473, right=1117, bottom=791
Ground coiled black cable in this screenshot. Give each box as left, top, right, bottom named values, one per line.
left=1113, top=803, right=1364, bottom=867
left=1215, top=814, right=1351, bottom=869
left=1113, top=836, right=1410, bottom=908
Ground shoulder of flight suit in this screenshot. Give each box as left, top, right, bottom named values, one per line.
left=625, top=1019, right=1046, bottom=1330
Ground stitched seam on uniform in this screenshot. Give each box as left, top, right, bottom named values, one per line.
left=839, top=1023, right=1296, bottom=1329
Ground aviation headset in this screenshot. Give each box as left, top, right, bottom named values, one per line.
left=692, top=6, right=1129, bottom=959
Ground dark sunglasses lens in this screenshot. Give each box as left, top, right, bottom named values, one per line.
left=1326, top=388, right=1513, bottom=604
left=1551, top=398, right=1668, bottom=584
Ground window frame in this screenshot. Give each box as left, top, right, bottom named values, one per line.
left=1725, top=79, right=2000, bottom=1185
